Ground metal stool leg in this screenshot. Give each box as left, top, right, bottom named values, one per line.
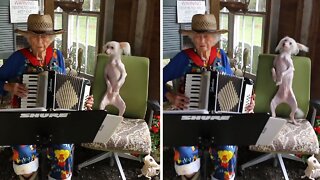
left=277, top=154, right=289, bottom=180
left=114, top=152, right=126, bottom=180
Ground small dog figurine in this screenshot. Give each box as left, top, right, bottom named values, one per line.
left=270, top=36, right=308, bottom=125
left=100, top=41, right=130, bottom=116
left=301, top=155, right=320, bottom=180
left=138, top=154, right=160, bottom=179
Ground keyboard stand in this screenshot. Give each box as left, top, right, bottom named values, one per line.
left=0, top=110, right=122, bottom=178
left=163, top=109, right=209, bottom=114
left=36, top=134, right=52, bottom=180
left=163, top=113, right=286, bottom=180
left=198, top=136, right=214, bottom=180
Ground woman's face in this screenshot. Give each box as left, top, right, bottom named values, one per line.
left=192, top=33, right=216, bottom=53
left=28, top=34, right=53, bottom=53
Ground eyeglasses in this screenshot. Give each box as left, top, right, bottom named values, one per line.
left=29, top=34, right=52, bottom=39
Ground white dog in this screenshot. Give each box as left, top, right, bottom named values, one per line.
left=270, top=36, right=308, bottom=125
left=100, top=41, right=130, bottom=116
left=301, top=155, right=320, bottom=180
left=138, top=154, right=160, bottom=179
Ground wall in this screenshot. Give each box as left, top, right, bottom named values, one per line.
left=44, top=0, right=160, bottom=101
left=308, top=0, right=320, bottom=100
left=102, top=0, right=160, bottom=101
left=267, top=0, right=320, bottom=99
left=0, top=0, right=15, bottom=59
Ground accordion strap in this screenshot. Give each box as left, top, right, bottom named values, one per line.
left=20, top=47, right=53, bottom=67
left=184, top=46, right=217, bottom=69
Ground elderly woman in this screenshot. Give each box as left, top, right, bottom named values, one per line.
left=163, top=14, right=254, bottom=180
left=0, top=14, right=93, bottom=180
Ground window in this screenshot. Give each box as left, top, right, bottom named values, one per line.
left=220, top=0, right=266, bottom=74
left=13, top=23, right=29, bottom=51
left=163, top=0, right=205, bottom=67
left=54, top=0, right=100, bottom=75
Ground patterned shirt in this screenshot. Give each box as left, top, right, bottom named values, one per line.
left=0, top=47, right=65, bottom=102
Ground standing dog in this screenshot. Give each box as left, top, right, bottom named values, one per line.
left=100, top=41, right=130, bottom=116
left=270, top=36, right=308, bottom=125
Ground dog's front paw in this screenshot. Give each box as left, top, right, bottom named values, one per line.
left=271, top=68, right=277, bottom=82
left=301, top=175, right=306, bottom=179
left=276, top=81, right=282, bottom=86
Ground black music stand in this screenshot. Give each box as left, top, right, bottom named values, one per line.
left=0, top=109, right=122, bottom=179
left=163, top=113, right=285, bottom=180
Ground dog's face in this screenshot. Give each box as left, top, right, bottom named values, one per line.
left=103, top=41, right=121, bottom=56
left=275, top=36, right=309, bottom=55
left=144, top=155, right=158, bottom=167
left=307, top=155, right=320, bottom=168
left=276, top=36, right=298, bottom=54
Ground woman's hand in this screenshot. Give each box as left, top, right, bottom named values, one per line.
left=246, top=93, right=256, bottom=113
left=85, top=95, right=94, bottom=110
left=165, top=91, right=189, bottom=110
left=4, top=83, right=28, bottom=98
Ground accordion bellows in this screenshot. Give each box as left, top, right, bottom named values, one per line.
left=216, top=74, right=243, bottom=112
left=55, top=74, right=90, bottom=110
left=55, top=80, right=79, bottom=109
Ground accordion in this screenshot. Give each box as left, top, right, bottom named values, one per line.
left=184, top=71, right=253, bottom=113
left=21, top=71, right=91, bottom=110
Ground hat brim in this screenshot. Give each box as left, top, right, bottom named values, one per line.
left=15, top=29, right=65, bottom=36
left=180, top=29, right=228, bottom=35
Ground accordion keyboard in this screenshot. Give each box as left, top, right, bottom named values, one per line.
left=185, top=73, right=202, bottom=109
left=21, top=74, right=39, bottom=108
left=184, top=72, right=210, bottom=110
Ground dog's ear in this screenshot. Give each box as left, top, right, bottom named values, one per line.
left=297, top=43, right=309, bottom=53
left=119, top=42, right=131, bottom=56
left=292, top=44, right=300, bottom=55
left=144, top=154, right=151, bottom=161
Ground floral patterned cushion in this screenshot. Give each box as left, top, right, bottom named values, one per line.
left=250, top=119, right=319, bottom=154
left=81, top=118, right=151, bottom=154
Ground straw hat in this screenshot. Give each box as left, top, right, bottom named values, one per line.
left=180, top=14, right=228, bottom=35
left=15, top=14, right=64, bottom=36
